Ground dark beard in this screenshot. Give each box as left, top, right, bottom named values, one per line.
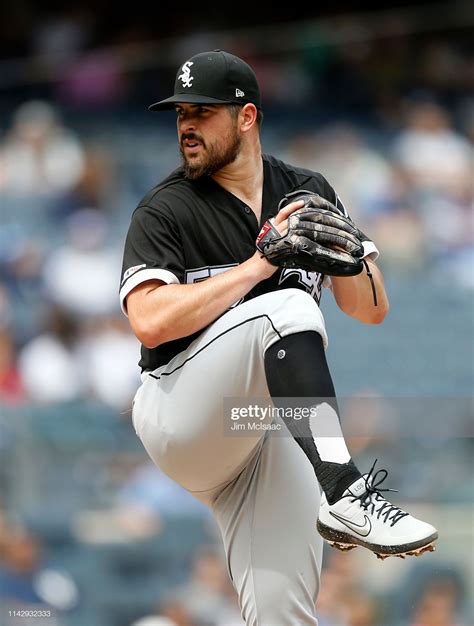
left=180, top=130, right=241, bottom=180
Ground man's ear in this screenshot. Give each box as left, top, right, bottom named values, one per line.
left=240, top=103, right=258, bottom=132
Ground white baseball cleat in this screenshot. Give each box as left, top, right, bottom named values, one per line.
left=317, top=461, right=438, bottom=559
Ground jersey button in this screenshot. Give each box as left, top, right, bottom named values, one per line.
left=244, top=206, right=251, bottom=214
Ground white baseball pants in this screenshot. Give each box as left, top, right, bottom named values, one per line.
left=132, top=289, right=328, bottom=625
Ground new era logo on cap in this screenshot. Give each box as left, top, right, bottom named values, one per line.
left=235, top=88, right=245, bottom=97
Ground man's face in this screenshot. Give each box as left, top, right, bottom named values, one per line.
left=175, top=104, right=242, bottom=179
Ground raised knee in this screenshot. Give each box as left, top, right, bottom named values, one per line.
left=262, top=289, right=328, bottom=351
left=270, top=287, right=317, bottom=309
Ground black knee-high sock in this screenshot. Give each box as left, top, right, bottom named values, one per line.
left=264, top=331, right=360, bottom=503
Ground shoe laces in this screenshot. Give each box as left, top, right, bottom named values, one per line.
left=354, top=460, right=409, bottom=526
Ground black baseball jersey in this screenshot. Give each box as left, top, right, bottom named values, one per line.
left=120, top=154, right=377, bottom=371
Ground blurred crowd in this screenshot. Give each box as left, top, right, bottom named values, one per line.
left=0, top=99, right=141, bottom=410
left=0, top=6, right=472, bottom=626
left=0, top=503, right=470, bottom=626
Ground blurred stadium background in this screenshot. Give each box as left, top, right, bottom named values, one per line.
left=0, top=1, right=472, bottom=625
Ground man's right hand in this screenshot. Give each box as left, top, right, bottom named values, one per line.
left=251, top=199, right=306, bottom=280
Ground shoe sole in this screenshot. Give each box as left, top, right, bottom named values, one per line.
left=316, top=519, right=438, bottom=560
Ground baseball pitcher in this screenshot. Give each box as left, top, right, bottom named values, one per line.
left=120, top=50, right=438, bottom=625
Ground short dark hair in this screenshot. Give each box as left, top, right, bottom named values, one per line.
left=228, top=103, right=263, bottom=129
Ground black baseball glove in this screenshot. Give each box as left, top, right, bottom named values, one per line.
left=256, top=190, right=365, bottom=276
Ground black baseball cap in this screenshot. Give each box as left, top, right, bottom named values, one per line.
left=148, top=50, right=261, bottom=111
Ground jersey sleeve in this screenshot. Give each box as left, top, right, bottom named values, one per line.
left=119, top=204, right=184, bottom=315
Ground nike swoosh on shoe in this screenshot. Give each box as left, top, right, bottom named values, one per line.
left=329, top=511, right=372, bottom=537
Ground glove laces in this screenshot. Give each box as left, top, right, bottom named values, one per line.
left=362, top=258, right=378, bottom=307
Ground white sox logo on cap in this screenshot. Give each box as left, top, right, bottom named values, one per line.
left=178, top=61, right=194, bottom=88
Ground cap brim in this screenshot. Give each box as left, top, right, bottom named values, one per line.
left=148, top=93, right=232, bottom=111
